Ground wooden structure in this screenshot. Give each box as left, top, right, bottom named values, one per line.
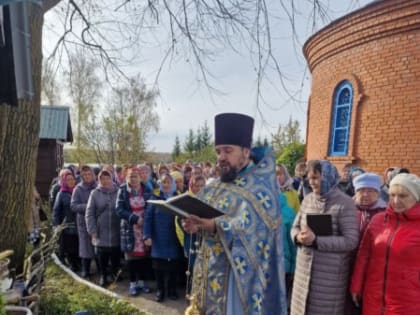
left=36, top=106, right=73, bottom=199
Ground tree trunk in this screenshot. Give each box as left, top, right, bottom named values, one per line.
left=0, top=4, right=43, bottom=272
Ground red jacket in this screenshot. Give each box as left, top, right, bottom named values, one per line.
left=350, top=203, right=420, bottom=315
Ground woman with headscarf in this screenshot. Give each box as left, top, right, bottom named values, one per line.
left=277, top=163, right=300, bottom=213
left=53, top=172, right=80, bottom=271
left=350, top=173, right=420, bottom=315
left=116, top=167, right=153, bottom=296
left=143, top=173, right=183, bottom=302
left=71, top=165, right=97, bottom=278
left=86, top=170, right=120, bottom=287
left=290, top=160, right=359, bottom=315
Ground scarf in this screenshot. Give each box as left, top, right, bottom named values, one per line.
left=277, top=163, right=295, bottom=192
left=60, top=173, right=75, bottom=193
left=319, top=160, right=340, bottom=197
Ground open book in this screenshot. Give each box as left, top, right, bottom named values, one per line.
left=147, top=193, right=225, bottom=219
left=306, top=214, right=333, bottom=236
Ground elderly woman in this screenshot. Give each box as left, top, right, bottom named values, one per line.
left=353, top=173, right=387, bottom=235
left=350, top=173, right=420, bottom=315
left=290, top=160, right=359, bottom=315
left=71, top=165, right=97, bottom=278
left=53, top=172, right=80, bottom=271
left=86, top=170, right=120, bottom=287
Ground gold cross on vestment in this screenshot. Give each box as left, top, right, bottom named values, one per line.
left=210, top=278, right=221, bottom=294
left=258, top=241, right=270, bottom=260
left=218, top=197, right=229, bottom=209
left=257, top=191, right=271, bottom=208
left=234, top=177, right=246, bottom=186
left=252, top=293, right=262, bottom=311
left=234, top=257, right=247, bottom=275
left=212, top=243, right=224, bottom=256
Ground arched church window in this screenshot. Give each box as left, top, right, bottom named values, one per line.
left=329, top=81, right=353, bottom=156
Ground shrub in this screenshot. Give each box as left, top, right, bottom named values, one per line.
left=276, top=142, right=305, bottom=175
left=40, top=264, right=145, bottom=315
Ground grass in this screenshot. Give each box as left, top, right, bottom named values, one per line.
left=39, top=263, right=147, bottom=315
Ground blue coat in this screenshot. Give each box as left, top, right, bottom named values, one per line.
left=143, top=191, right=183, bottom=260
left=53, top=190, right=77, bottom=235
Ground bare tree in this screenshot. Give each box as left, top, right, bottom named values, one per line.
left=41, top=60, right=61, bottom=105
left=0, top=0, right=369, bottom=269
left=103, top=76, right=160, bottom=164
left=66, top=50, right=102, bottom=164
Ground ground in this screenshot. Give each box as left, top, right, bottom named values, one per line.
left=110, top=278, right=186, bottom=315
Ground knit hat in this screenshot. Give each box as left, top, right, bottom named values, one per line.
left=353, top=173, right=382, bottom=193
left=390, top=173, right=420, bottom=201
left=215, top=113, right=254, bottom=148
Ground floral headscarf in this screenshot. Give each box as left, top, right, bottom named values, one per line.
left=319, top=160, right=340, bottom=196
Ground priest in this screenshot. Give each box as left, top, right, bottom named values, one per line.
left=183, top=112, right=287, bottom=315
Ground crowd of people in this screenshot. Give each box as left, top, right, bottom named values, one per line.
left=48, top=159, right=218, bottom=302
left=38, top=112, right=420, bottom=315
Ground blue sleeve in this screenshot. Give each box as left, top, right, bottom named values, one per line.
left=115, top=187, right=138, bottom=225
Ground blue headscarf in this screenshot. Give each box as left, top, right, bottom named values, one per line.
left=319, top=160, right=340, bottom=196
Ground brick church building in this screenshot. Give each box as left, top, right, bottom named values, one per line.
left=303, top=0, right=420, bottom=175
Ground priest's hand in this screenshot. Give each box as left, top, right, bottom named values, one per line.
left=182, top=215, right=216, bottom=234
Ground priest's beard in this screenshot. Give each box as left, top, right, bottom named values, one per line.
left=219, top=156, right=249, bottom=183
left=219, top=165, right=238, bottom=182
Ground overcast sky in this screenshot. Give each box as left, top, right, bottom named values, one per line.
left=43, top=0, right=373, bottom=153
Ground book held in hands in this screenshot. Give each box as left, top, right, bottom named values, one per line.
left=147, top=193, right=225, bottom=219
left=306, top=214, right=333, bottom=236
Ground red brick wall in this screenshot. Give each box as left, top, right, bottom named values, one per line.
left=303, top=0, right=420, bottom=175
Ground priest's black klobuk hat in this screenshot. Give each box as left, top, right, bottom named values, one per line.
left=214, top=113, right=254, bottom=148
